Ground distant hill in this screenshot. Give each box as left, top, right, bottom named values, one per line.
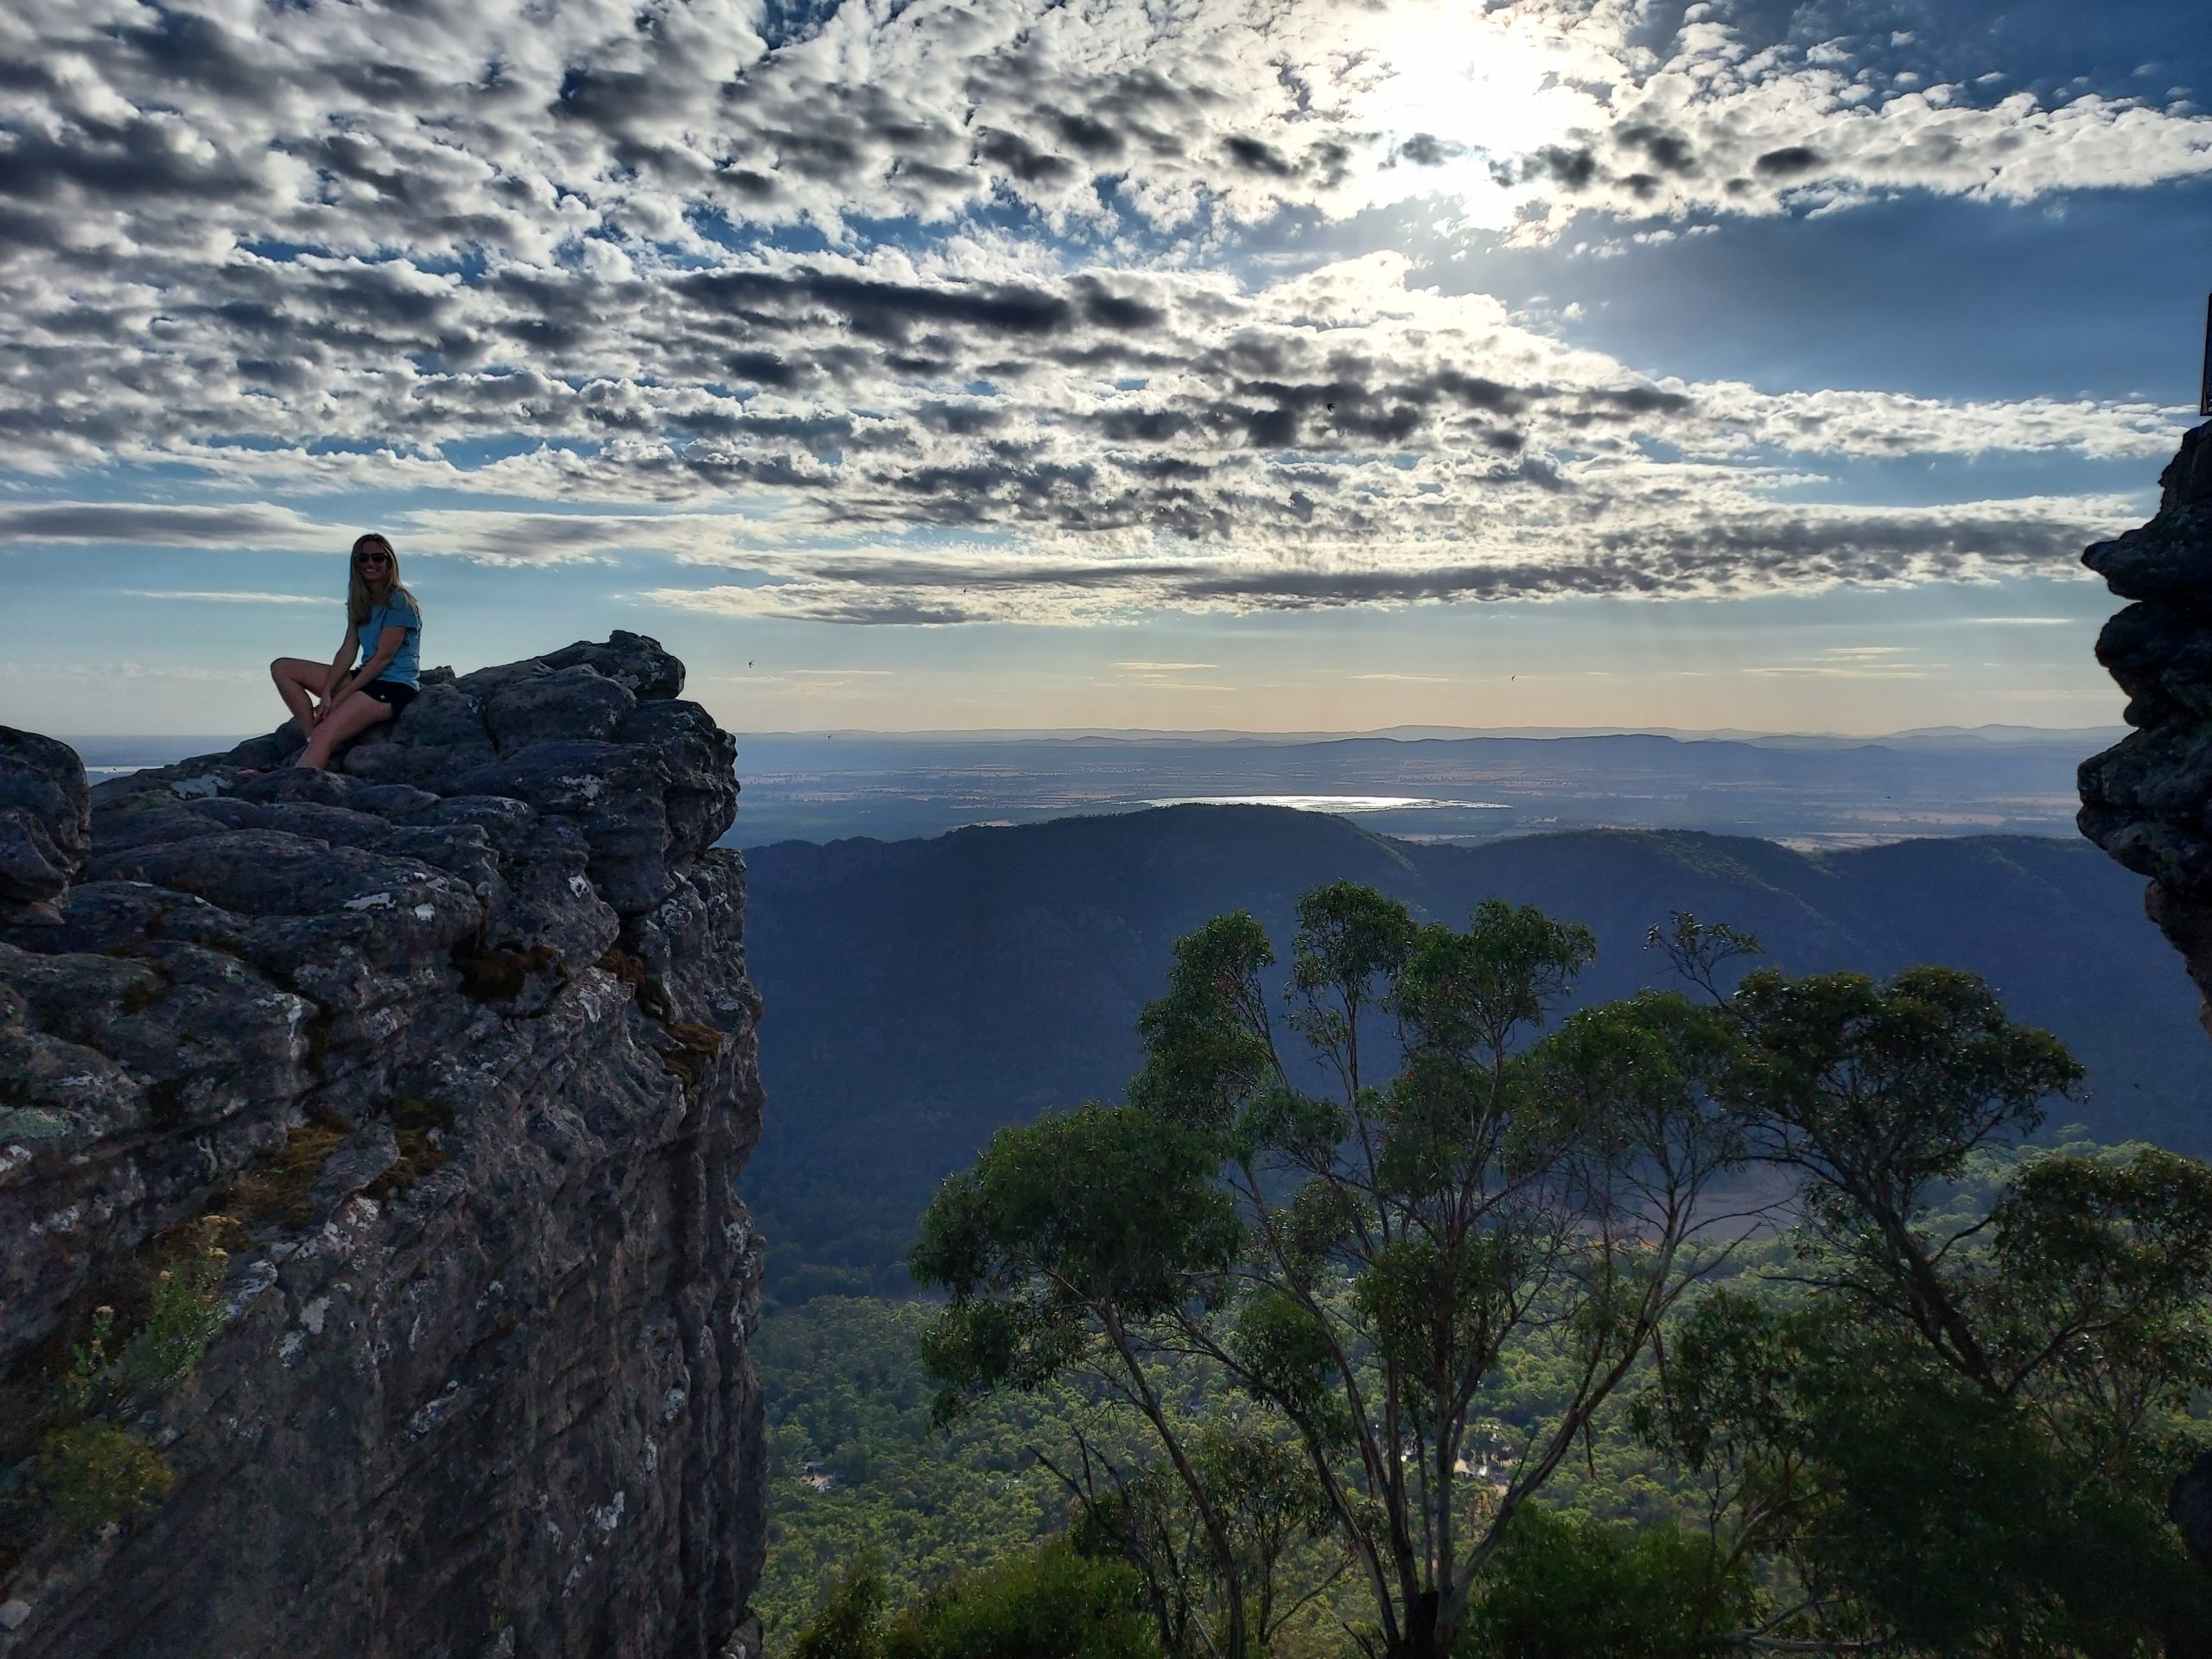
left=724, top=726, right=2099, bottom=844
left=738, top=807, right=2209, bottom=1297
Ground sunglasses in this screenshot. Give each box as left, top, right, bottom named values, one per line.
left=353, top=551, right=391, bottom=566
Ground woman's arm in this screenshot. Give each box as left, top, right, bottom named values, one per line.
left=317, top=627, right=355, bottom=719
left=336, top=626, right=407, bottom=696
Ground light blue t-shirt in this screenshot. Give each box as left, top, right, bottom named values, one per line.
left=355, top=594, right=422, bottom=689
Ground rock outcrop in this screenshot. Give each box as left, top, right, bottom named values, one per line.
left=2080, top=423, right=2212, bottom=1031
left=0, top=634, right=766, bottom=1659
left=0, top=733, right=88, bottom=928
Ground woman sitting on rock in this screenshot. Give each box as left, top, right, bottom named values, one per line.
left=268, top=532, right=423, bottom=771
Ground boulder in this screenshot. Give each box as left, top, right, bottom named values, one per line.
left=0, top=728, right=89, bottom=925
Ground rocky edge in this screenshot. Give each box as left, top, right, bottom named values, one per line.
left=0, top=633, right=766, bottom=1659
left=2080, top=423, right=2212, bottom=1032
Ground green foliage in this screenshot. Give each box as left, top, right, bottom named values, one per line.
left=884, top=1541, right=1159, bottom=1659
left=1129, top=910, right=1281, bottom=1135
left=1646, top=1287, right=2211, bottom=1656
left=791, top=1554, right=891, bottom=1659
left=116, top=1246, right=229, bottom=1392
left=875, top=880, right=2201, bottom=1658
left=35, top=1422, right=175, bottom=1538
left=1457, top=1504, right=1750, bottom=1659
left=915, top=887, right=1759, bottom=1658
left=58, top=1305, right=118, bottom=1419
left=753, top=1296, right=1090, bottom=1649
left=1390, top=899, right=1593, bottom=1062
left=1062, top=1417, right=1342, bottom=1658
left=1729, top=963, right=2085, bottom=1214
left=912, top=1102, right=1243, bottom=1421
left=11, top=1231, right=232, bottom=1560
left=1639, top=973, right=2212, bottom=1657
left=791, top=1542, right=1160, bottom=1659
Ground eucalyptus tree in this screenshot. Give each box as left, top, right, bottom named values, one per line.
left=914, top=883, right=1756, bottom=1659
left=1637, top=966, right=2212, bottom=1655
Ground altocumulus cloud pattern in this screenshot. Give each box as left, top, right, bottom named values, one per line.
left=2, top=0, right=2208, bottom=624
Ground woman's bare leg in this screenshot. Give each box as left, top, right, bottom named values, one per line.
left=293, top=690, right=391, bottom=770
left=270, top=658, right=331, bottom=734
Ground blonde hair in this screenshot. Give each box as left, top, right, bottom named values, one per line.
left=346, top=532, right=420, bottom=625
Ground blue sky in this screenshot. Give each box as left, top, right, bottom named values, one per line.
left=1, top=0, right=2207, bottom=737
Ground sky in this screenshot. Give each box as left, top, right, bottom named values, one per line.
left=1, top=0, right=2209, bottom=738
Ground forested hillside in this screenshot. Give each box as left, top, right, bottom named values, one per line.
left=740, top=808, right=2210, bottom=1295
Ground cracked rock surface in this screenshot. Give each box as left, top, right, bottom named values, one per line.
left=0, top=632, right=766, bottom=1659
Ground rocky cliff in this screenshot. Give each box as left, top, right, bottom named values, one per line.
left=2080, top=423, right=2212, bottom=1032
left=0, top=634, right=766, bottom=1659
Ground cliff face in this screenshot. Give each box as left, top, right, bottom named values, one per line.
left=0, top=634, right=766, bottom=1659
left=2080, top=423, right=2212, bottom=1032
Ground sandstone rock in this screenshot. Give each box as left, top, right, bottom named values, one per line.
left=2083, top=426, right=2212, bottom=600
left=2081, top=422, right=2212, bottom=1039
left=0, top=634, right=764, bottom=1659
left=0, top=729, right=89, bottom=926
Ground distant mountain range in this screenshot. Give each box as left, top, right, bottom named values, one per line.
left=738, top=806, right=2208, bottom=1299
left=723, top=725, right=2111, bottom=845
left=54, top=724, right=2121, bottom=848
left=733, top=723, right=2126, bottom=747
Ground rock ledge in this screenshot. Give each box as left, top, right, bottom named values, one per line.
left=0, top=633, right=765, bottom=1659
left=2081, top=424, right=2212, bottom=1033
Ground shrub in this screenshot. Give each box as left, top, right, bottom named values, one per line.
left=116, top=1245, right=229, bottom=1392
left=790, top=1542, right=1159, bottom=1659
left=1458, top=1505, right=1749, bottom=1659
left=885, top=1541, right=1158, bottom=1659
left=792, top=1554, right=890, bottom=1659
left=36, top=1423, right=175, bottom=1538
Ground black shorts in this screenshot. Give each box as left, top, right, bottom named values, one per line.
left=359, top=679, right=419, bottom=715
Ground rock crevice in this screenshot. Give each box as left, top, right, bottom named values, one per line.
left=0, top=633, right=765, bottom=1659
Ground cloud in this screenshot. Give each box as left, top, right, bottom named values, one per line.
left=120, top=588, right=326, bottom=604
left=0, top=1, right=2201, bottom=275
left=0, top=1, right=2197, bottom=626
left=1746, top=664, right=1929, bottom=680
left=634, top=486, right=2135, bottom=622
left=0, top=501, right=334, bottom=549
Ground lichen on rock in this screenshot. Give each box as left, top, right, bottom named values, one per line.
left=0, top=632, right=766, bottom=1659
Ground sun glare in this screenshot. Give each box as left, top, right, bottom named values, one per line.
left=1347, top=4, right=1598, bottom=225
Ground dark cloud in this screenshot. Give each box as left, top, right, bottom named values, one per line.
left=1096, top=408, right=1196, bottom=442
left=0, top=502, right=321, bottom=545
left=1072, top=276, right=1166, bottom=333
left=1053, top=112, right=1126, bottom=158
left=1586, top=386, right=1695, bottom=416
left=1222, top=135, right=1300, bottom=177
left=0, top=119, right=265, bottom=207
left=1613, top=123, right=1696, bottom=174
left=1394, top=133, right=1465, bottom=167
left=681, top=267, right=1075, bottom=340
left=1755, top=145, right=1825, bottom=178
left=724, top=350, right=806, bottom=390
left=1520, top=145, right=1599, bottom=190
left=973, top=128, right=1077, bottom=186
